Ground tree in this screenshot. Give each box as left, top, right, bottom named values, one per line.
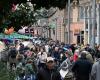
left=7, top=3, right=37, bottom=31
left=0, top=0, right=79, bottom=32
left=1, top=4, right=58, bottom=32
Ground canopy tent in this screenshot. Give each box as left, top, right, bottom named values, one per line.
left=0, top=32, right=32, bottom=39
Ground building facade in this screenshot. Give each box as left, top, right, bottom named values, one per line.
left=49, top=9, right=65, bottom=42
left=49, top=0, right=100, bottom=45
left=79, top=0, right=100, bottom=45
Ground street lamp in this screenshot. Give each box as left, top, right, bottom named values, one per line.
left=67, top=0, right=71, bottom=44
left=51, top=18, right=58, bottom=41
left=91, top=0, right=96, bottom=49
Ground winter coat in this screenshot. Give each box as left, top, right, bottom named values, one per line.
left=95, top=50, right=100, bottom=58
left=85, top=47, right=95, bottom=59
left=73, top=49, right=79, bottom=62
left=25, top=63, right=34, bottom=74
left=52, top=51, right=60, bottom=61
left=73, top=53, right=78, bottom=62
left=8, top=48, right=17, bottom=63
left=36, top=66, right=62, bottom=80
left=58, top=58, right=73, bottom=79
left=72, top=58, right=92, bottom=80
left=91, top=59, right=100, bottom=80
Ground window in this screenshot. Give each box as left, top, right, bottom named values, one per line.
left=78, top=6, right=84, bottom=20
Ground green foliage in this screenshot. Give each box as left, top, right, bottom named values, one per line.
left=0, top=62, right=15, bottom=80
left=0, top=0, right=79, bottom=32
left=7, top=3, right=37, bottom=31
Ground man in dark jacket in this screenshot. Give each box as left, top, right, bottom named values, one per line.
left=70, top=44, right=76, bottom=54
left=8, top=47, right=17, bottom=69
left=36, top=57, right=62, bottom=80
left=72, top=51, right=92, bottom=80
left=91, top=53, right=100, bottom=80
left=52, top=47, right=60, bottom=61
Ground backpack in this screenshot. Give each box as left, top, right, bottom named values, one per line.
left=9, top=48, right=17, bottom=58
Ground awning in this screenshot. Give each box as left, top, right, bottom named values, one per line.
left=0, top=32, right=32, bottom=39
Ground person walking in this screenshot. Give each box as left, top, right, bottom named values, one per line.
left=37, top=47, right=47, bottom=68
left=73, top=49, right=80, bottom=62
left=72, top=51, right=92, bottom=80
left=59, top=50, right=73, bottom=80
left=36, top=57, right=62, bottom=80
left=95, top=45, right=100, bottom=58
left=8, top=45, right=17, bottom=70
left=91, top=53, right=100, bottom=80
left=52, top=47, right=60, bottom=62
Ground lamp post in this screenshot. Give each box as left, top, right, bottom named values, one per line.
left=97, top=3, right=100, bottom=45
left=68, top=0, right=71, bottom=44
left=91, top=0, right=96, bottom=49
left=80, top=29, right=82, bottom=44
left=52, top=18, right=58, bottom=41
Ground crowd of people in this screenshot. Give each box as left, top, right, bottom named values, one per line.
left=1, top=39, right=100, bottom=80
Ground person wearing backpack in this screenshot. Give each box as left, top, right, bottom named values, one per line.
left=8, top=47, right=17, bottom=70
left=36, top=57, right=62, bottom=80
